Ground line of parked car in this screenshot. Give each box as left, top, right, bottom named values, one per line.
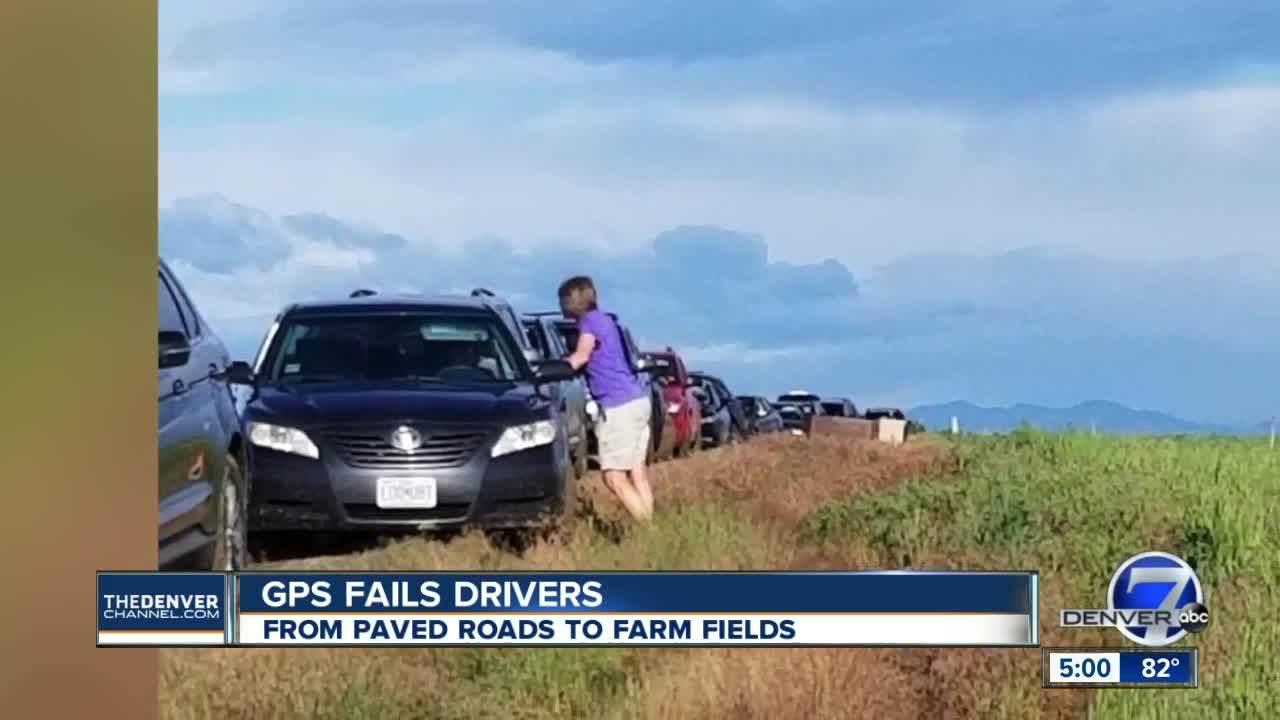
left=158, top=259, right=892, bottom=571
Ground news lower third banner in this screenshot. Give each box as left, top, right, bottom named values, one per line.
left=98, top=571, right=1039, bottom=647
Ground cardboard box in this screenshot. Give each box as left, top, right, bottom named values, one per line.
left=875, top=419, right=907, bottom=445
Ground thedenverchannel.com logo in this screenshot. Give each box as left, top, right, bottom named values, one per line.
left=1060, top=551, right=1210, bottom=647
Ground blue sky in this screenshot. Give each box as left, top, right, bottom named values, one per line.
left=159, top=1, right=1280, bottom=425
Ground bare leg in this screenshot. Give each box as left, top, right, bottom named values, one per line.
left=603, top=469, right=649, bottom=520
left=630, top=463, right=654, bottom=519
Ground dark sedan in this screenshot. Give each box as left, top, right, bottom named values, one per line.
left=821, top=397, right=858, bottom=418
left=229, top=292, right=579, bottom=535
left=737, top=395, right=785, bottom=434
left=690, top=372, right=749, bottom=446
left=775, top=391, right=825, bottom=435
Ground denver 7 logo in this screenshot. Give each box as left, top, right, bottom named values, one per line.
left=1109, top=552, right=1203, bottom=647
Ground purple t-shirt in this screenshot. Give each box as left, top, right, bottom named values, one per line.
left=578, top=309, right=646, bottom=409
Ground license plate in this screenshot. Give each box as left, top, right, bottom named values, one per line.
left=375, top=477, right=437, bottom=509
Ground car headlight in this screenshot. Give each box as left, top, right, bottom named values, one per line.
left=666, top=402, right=682, bottom=414
left=248, top=422, right=320, bottom=459
left=491, top=420, right=557, bottom=458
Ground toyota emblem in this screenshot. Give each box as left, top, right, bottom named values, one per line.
left=389, top=426, right=423, bottom=452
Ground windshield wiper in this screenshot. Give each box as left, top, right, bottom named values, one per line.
left=281, top=375, right=348, bottom=384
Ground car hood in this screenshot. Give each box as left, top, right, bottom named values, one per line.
left=245, top=381, right=546, bottom=427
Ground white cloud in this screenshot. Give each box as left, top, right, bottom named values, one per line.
left=1086, top=83, right=1280, bottom=151
left=678, top=342, right=814, bottom=366
left=292, top=241, right=375, bottom=269
left=161, top=82, right=1280, bottom=273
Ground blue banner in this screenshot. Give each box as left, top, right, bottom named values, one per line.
left=97, top=572, right=228, bottom=646
left=1118, top=650, right=1196, bottom=684
left=235, top=571, right=1036, bottom=614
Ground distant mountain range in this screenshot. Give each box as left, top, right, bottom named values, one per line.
left=909, top=400, right=1273, bottom=436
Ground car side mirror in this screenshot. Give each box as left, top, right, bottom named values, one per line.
left=227, top=360, right=256, bottom=386
left=159, top=331, right=191, bottom=369
left=757, top=408, right=767, bottom=417
left=534, top=359, right=575, bottom=384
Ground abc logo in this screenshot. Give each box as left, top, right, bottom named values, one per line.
left=1178, top=602, right=1210, bottom=633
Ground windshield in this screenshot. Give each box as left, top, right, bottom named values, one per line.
left=263, top=314, right=523, bottom=383
left=779, top=393, right=820, bottom=404
left=646, top=355, right=677, bottom=384
left=777, top=400, right=816, bottom=414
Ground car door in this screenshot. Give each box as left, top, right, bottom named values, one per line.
left=541, top=319, right=586, bottom=441
left=702, top=381, right=726, bottom=434
left=671, top=355, right=697, bottom=444
left=157, top=267, right=224, bottom=564
left=761, top=399, right=783, bottom=432
left=619, top=324, right=664, bottom=452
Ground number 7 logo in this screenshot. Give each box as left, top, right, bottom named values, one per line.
left=1127, top=567, right=1193, bottom=614
left=1109, top=552, right=1202, bottom=646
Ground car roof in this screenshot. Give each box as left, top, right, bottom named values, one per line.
left=284, top=293, right=500, bottom=317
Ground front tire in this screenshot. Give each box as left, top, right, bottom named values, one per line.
left=211, top=453, right=247, bottom=571
left=547, top=461, right=579, bottom=538
left=572, top=427, right=589, bottom=478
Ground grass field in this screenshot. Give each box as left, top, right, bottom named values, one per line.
left=159, top=430, right=1279, bottom=719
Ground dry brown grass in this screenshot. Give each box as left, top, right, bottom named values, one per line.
left=160, top=434, right=1030, bottom=720
left=639, top=433, right=953, bottom=530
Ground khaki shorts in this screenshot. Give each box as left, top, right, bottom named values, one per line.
left=596, top=396, right=652, bottom=471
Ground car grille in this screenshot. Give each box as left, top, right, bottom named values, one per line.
left=327, top=428, right=491, bottom=469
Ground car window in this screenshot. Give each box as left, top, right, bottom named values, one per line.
left=702, top=382, right=720, bottom=406
left=547, top=323, right=570, bottom=357
left=264, top=315, right=523, bottom=383
left=522, top=322, right=545, bottom=356
left=542, top=322, right=567, bottom=357
left=166, top=272, right=202, bottom=338
left=555, top=322, right=580, bottom=352
left=647, top=355, right=676, bottom=384
left=159, top=272, right=190, bottom=336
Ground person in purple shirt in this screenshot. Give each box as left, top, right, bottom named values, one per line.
left=558, top=276, right=654, bottom=522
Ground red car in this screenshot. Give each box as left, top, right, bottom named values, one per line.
left=640, top=348, right=702, bottom=457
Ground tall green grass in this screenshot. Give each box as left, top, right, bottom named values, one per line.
left=804, top=428, right=1280, bottom=717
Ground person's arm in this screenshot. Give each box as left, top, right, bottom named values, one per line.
left=566, top=332, right=596, bottom=370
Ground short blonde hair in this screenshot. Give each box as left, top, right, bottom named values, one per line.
left=558, top=275, right=598, bottom=317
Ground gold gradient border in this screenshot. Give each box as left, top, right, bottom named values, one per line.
left=0, top=2, right=157, bottom=718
